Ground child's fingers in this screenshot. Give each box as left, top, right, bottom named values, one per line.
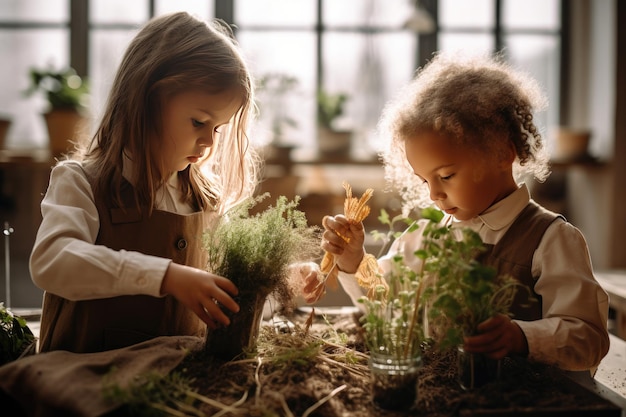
left=202, top=299, right=233, bottom=328
left=322, top=215, right=350, bottom=234
left=213, top=275, right=239, bottom=296
left=211, top=287, right=240, bottom=315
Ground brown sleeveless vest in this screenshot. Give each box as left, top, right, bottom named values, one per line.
left=39, top=168, right=208, bottom=353
left=477, top=200, right=564, bottom=321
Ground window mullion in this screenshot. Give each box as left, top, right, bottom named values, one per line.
left=70, top=0, right=89, bottom=76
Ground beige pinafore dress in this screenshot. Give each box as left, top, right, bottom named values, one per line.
left=38, top=169, right=209, bottom=353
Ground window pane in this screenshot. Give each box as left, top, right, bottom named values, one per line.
left=155, top=0, right=214, bottom=19
left=503, top=0, right=560, bottom=30
left=0, top=0, right=68, bottom=22
left=90, top=0, right=148, bottom=24
left=89, top=30, right=138, bottom=119
left=235, top=0, right=316, bottom=27
left=439, top=0, right=494, bottom=29
left=505, top=34, right=561, bottom=153
left=323, top=32, right=417, bottom=156
left=323, top=0, right=413, bottom=28
left=0, top=29, right=68, bottom=149
left=438, top=33, right=494, bottom=56
left=237, top=31, right=316, bottom=149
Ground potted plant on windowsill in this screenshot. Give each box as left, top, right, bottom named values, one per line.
left=24, top=65, right=89, bottom=158
left=316, top=88, right=351, bottom=159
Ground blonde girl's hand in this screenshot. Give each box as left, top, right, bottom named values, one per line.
left=295, top=262, right=326, bottom=303
left=160, top=262, right=240, bottom=330
left=321, top=214, right=365, bottom=274
left=462, top=314, right=529, bottom=360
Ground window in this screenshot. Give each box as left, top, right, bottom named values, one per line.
left=438, top=0, right=562, bottom=150
left=0, top=0, right=563, bottom=156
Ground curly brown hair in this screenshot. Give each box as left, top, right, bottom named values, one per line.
left=379, top=52, right=550, bottom=213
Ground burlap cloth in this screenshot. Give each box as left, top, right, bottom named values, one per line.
left=0, top=335, right=204, bottom=417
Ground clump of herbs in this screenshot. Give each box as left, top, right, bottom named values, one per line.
left=103, top=371, right=197, bottom=417
left=417, top=207, right=523, bottom=349
left=358, top=209, right=424, bottom=361
left=0, top=302, right=36, bottom=365
left=204, top=194, right=321, bottom=313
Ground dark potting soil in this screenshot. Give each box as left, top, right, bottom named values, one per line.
left=168, top=311, right=620, bottom=417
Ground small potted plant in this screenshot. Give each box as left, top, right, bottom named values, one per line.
left=203, top=194, right=321, bottom=360
left=316, top=88, right=351, bottom=158
left=257, top=73, right=300, bottom=152
left=357, top=210, right=425, bottom=412
left=24, top=65, right=89, bottom=157
left=417, top=207, right=527, bottom=389
left=0, top=303, right=36, bottom=366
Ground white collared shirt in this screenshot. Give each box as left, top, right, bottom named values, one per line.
left=339, top=184, right=610, bottom=371
left=30, top=159, right=206, bottom=301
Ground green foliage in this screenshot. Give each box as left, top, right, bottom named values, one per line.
left=417, top=208, right=523, bottom=349
left=316, top=89, right=348, bottom=129
left=359, top=209, right=424, bottom=361
left=0, top=303, right=35, bottom=365
left=103, top=370, right=197, bottom=417
left=24, top=65, right=89, bottom=111
left=204, top=194, right=321, bottom=303
left=370, top=208, right=418, bottom=257
left=360, top=206, right=527, bottom=358
left=359, top=255, right=424, bottom=361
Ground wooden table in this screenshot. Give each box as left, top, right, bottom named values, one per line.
left=595, top=334, right=626, bottom=415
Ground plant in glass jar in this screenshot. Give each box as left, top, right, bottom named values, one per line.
left=417, top=207, right=529, bottom=389
left=358, top=210, right=425, bottom=411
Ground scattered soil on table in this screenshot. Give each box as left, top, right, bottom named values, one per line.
left=133, top=311, right=618, bottom=417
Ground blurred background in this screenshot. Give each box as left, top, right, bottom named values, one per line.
left=0, top=0, right=623, bottom=312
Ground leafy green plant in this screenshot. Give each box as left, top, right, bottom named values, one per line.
left=24, top=65, right=89, bottom=111
left=203, top=194, right=321, bottom=358
left=316, top=89, right=348, bottom=130
left=204, top=194, right=320, bottom=306
left=358, top=209, right=423, bottom=361
left=0, top=302, right=36, bottom=365
left=417, top=207, right=526, bottom=350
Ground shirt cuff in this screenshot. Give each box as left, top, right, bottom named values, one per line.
left=120, top=251, right=171, bottom=297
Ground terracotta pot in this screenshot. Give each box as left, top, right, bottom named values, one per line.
left=0, top=118, right=10, bottom=149
left=317, top=126, right=351, bottom=158
left=44, top=109, right=86, bottom=157
left=555, top=128, right=591, bottom=160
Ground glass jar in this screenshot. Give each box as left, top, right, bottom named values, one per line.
left=457, top=346, right=501, bottom=390
left=369, top=353, right=422, bottom=411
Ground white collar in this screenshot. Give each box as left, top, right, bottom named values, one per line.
left=455, top=183, right=531, bottom=232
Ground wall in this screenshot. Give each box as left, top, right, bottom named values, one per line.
left=562, top=0, right=616, bottom=270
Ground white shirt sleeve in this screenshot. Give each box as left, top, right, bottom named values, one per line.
left=514, top=219, right=610, bottom=371
left=336, top=219, right=429, bottom=312
left=29, top=161, right=171, bottom=300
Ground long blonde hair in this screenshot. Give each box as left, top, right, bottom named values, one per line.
left=75, top=12, right=258, bottom=214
